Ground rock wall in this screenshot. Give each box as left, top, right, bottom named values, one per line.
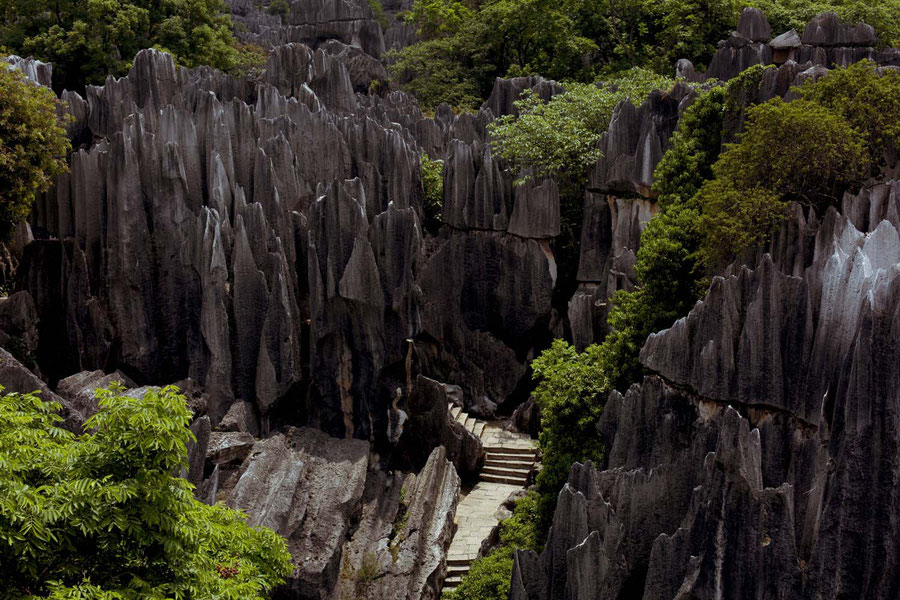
left=512, top=180, right=900, bottom=599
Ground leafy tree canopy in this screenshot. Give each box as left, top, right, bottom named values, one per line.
left=488, top=68, right=679, bottom=191
left=0, top=384, right=292, bottom=599
left=0, top=0, right=242, bottom=90
left=0, top=66, right=69, bottom=241
left=797, top=60, right=900, bottom=167
left=752, top=0, right=900, bottom=48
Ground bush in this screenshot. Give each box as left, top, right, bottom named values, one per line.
left=386, top=36, right=485, bottom=112
left=0, top=384, right=292, bottom=598
left=488, top=68, right=679, bottom=196
left=797, top=60, right=900, bottom=167
left=531, top=340, right=606, bottom=504
left=420, top=153, right=444, bottom=233
left=267, top=0, right=291, bottom=21
left=0, top=67, right=69, bottom=241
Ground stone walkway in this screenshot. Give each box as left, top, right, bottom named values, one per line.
left=443, top=404, right=538, bottom=592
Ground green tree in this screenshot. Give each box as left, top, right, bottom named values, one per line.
left=0, top=384, right=292, bottom=599
left=751, top=0, right=900, bottom=48
left=0, top=67, right=69, bottom=241
left=404, top=0, right=474, bottom=40
left=488, top=68, right=679, bottom=194
left=267, top=0, right=291, bottom=21
left=531, top=340, right=606, bottom=506
left=420, top=153, right=444, bottom=233
left=696, top=97, right=868, bottom=265
left=0, top=0, right=241, bottom=90
left=798, top=60, right=900, bottom=167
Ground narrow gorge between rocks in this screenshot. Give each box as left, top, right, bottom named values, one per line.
left=0, top=1, right=898, bottom=599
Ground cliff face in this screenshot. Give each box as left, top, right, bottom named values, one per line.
left=511, top=180, right=900, bottom=600
left=5, top=4, right=900, bottom=599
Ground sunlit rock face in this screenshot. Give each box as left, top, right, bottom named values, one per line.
left=512, top=180, right=900, bottom=600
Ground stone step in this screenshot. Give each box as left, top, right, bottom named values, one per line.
left=447, top=564, right=470, bottom=577
left=481, top=473, right=528, bottom=485
left=444, top=574, right=463, bottom=588
left=449, top=405, right=462, bottom=419
left=455, top=411, right=468, bottom=426
left=485, top=452, right=534, bottom=462
left=464, top=415, right=475, bottom=430
left=483, top=465, right=532, bottom=478
left=473, top=421, right=486, bottom=437
left=484, top=446, right=536, bottom=456
left=484, top=454, right=535, bottom=465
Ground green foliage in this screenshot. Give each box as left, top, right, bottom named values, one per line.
left=0, top=384, right=292, bottom=599
left=797, top=60, right=900, bottom=167
left=420, top=153, right=444, bottom=233
left=531, top=340, right=606, bottom=502
left=0, top=67, right=69, bottom=241
left=231, top=42, right=270, bottom=79
left=0, top=0, right=241, bottom=89
left=267, top=0, right=291, bottom=21
left=708, top=98, right=868, bottom=205
left=386, top=35, right=484, bottom=111
left=750, top=0, right=900, bottom=48
left=392, top=0, right=741, bottom=108
left=444, top=491, right=542, bottom=600
left=587, top=0, right=742, bottom=73
left=488, top=68, right=678, bottom=190
left=697, top=97, right=868, bottom=265
left=367, top=0, right=391, bottom=30
left=404, top=0, right=474, bottom=40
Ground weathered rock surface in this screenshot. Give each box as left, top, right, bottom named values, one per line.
left=56, top=369, right=135, bottom=419
left=225, top=427, right=370, bottom=597
left=398, top=375, right=483, bottom=476
left=514, top=187, right=900, bottom=599
left=334, top=446, right=460, bottom=600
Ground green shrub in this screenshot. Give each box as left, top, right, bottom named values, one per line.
left=420, top=153, right=444, bottom=233
left=531, top=340, right=606, bottom=511
left=267, top=0, right=291, bottom=21
left=0, top=384, right=292, bottom=598
left=0, top=67, right=70, bottom=241
left=488, top=68, right=679, bottom=193
left=797, top=60, right=900, bottom=167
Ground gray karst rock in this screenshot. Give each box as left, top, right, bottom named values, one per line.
left=56, top=369, right=136, bottom=419
left=225, top=427, right=370, bottom=597
left=5, top=55, right=53, bottom=87
left=398, top=375, right=484, bottom=476
left=4, top=6, right=899, bottom=599
left=333, top=446, right=460, bottom=600
left=513, top=181, right=900, bottom=599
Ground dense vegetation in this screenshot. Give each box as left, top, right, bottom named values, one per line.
left=390, top=0, right=900, bottom=111
left=0, top=66, right=69, bottom=241
left=0, top=0, right=246, bottom=90
left=0, top=384, right=292, bottom=599
left=420, top=153, right=444, bottom=233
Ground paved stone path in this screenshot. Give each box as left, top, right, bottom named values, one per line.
left=443, top=404, right=539, bottom=592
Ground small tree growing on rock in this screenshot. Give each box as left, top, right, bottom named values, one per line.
left=0, top=66, right=69, bottom=241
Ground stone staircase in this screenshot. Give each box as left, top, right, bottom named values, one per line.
left=443, top=403, right=539, bottom=592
